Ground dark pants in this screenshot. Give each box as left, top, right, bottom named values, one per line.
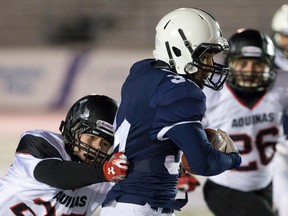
left=203, top=179, right=275, bottom=216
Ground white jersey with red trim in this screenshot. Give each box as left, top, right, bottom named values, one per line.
left=0, top=130, right=113, bottom=216
left=203, top=72, right=288, bottom=191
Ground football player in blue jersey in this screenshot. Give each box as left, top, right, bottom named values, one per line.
left=101, top=8, right=242, bottom=216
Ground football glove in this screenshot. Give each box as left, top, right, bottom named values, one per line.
left=217, top=129, right=239, bottom=153
left=103, top=152, right=129, bottom=182
left=177, top=172, right=200, bottom=192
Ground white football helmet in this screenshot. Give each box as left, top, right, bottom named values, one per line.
left=271, top=4, right=288, bottom=56
left=153, top=8, right=229, bottom=90
left=271, top=4, right=288, bottom=35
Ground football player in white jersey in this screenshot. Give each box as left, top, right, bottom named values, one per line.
left=0, top=94, right=129, bottom=216
left=271, top=4, right=288, bottom=216
left=202, top=29, right=288, bottom=216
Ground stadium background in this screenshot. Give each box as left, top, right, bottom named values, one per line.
left=0, top=1, right=286, bottom=215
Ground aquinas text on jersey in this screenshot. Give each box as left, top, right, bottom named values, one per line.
left=231, top=113, right=275, bottom=128
left=53, top=191, right=87, bottom=208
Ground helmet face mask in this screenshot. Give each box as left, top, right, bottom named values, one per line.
left=225, top=29, right=276, bottom=92
left=153, top=7, right=230, bottom=91
left=186, top=43, right=229, bottom=90
left=69, top=119, right=113, bottom=164
left=59, top=95, right=118, bottom=164
left=228, top=58, right=273, bottom=92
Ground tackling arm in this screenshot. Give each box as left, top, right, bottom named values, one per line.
left=34, top=152, right=128, bottom=190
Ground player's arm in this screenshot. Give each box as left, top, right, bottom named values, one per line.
left=34, top=159, right=107, bottom=189
left=153, top=90, right=241, bottom=176
left=34, top=152, right=128, bottom=190
left=18, top=134, right=128, bottom=190
left=166, top=123, right=241, bottom=176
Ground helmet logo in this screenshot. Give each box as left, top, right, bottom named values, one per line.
left=241, top=46, right=262, bottom=57
left=96, top=120, right=113, bottom=132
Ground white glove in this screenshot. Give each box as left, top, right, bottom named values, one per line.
left=217, top=129, right=239, bottom=153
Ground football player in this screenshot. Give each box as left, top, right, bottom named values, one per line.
left=0, top=94, right=129, bottom=215
left=202, top=29, right=288, bottom=216
left=271, top=4, right=288, bottom=216
left=271, top=4, right=288, bottom=70
left=100, top=8, right=241, bottom=216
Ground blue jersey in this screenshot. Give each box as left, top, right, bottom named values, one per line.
left=103, top=59, right=241, bottom=210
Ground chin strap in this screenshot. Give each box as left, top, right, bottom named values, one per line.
left=178, top=28, right=199, bottom=75
left=165, top=41, right=176, bottom=70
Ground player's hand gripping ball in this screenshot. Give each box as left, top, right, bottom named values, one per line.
left=181, top=128, right=227, bottom=174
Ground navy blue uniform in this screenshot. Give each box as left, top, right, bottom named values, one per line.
left=103, top=59, right=241, bottom=210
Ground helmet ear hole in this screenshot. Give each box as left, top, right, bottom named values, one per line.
left=172, top=46, right=181, bottom=57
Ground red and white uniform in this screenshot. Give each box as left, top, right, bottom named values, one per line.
left=0, top=130, right=113, bottom=216
left=203, top=72, right=288, bottom=192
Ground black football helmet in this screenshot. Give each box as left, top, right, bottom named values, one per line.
left=59, top=94, right=118, bottom=164
left=225, top=29, right=276, bottom=92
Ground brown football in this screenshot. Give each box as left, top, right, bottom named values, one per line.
left=204, top=128, right=226, bottom=151
left=181, top=153, right=194, bottom=174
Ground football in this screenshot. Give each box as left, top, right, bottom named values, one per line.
left=181, top=128, right=227, bottom=174
left=204, top=128, right=227, bottom=152
left=181, top=153, right=195, bottom=174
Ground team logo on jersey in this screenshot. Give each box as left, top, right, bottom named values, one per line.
left=232, top=112, right=275, bottom=127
